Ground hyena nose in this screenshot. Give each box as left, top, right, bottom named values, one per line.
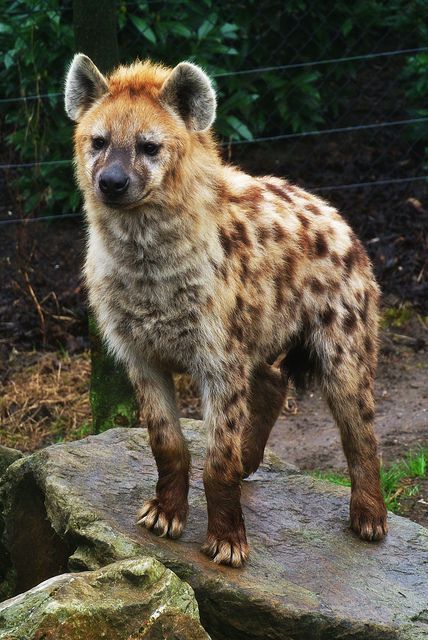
left=99, top=165, right=130, bottom=196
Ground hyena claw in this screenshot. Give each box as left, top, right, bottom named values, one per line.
left=137, top=498, right=186, bottom=539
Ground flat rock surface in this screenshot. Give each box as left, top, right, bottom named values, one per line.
left=1, top=420, right=427, bottom=640
left=0, top=557, right=209, bottom=639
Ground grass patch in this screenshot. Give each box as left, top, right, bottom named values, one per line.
left=0, top=350, right=91, bottom=451
left=311, top=470, right=351, bottom=487
left=311, top=448, right=428, bottom=514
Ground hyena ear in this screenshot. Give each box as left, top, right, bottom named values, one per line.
left=64, top=53, right=108, bottom=122
left=160, top=62, right=216, bottom=131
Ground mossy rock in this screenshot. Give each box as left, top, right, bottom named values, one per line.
left=0, top=421, right=427, bottom=639
left=0, top=448, right=22, bottom=480
left=0, top=557, right=210, bottom=639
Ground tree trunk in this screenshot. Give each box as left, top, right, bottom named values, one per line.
left=73, top=0, right=138, bottom=432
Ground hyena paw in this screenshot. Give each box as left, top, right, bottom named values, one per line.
left=350, top=495, right=388, bottom=541
left=136, top=498, right=187, bottom=539
left=201, top=531, right=249, bottom=568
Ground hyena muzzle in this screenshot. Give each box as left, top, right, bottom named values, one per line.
left=65, top=54, right=388, bottom=567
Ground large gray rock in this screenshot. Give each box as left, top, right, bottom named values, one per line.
left=0, top=447, right=22, bottom=480
left=0, top=557, right=209, bottom=639
left=0, top=420, right=427, bottom=640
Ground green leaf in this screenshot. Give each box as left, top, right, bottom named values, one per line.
left=341, top=17, right=353, bottom=36
left=220, top=23, right=239, bottom=39
left=198, top=14, right=217, bottom=39
left=129, top=15, right=156, bottom=44
left=4, top=51, right=14, bottom=69
left=226, top=115, right=253, bottom=141
left=169, top=23, right=193, bottom=38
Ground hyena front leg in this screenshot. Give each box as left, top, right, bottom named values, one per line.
left=241, top=362, right=288, bottom=478
left=322, top=340, right=387, bottom=541
left=131, top=367, right=190, bottom=539
left=201, top=366, right=250, bottom=567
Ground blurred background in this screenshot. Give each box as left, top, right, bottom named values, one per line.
left=0, top=2, right=427, bottom=521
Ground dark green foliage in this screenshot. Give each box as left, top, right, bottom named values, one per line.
left=0, top=0, right=75, bottom=214
left=0, top=0, right=427, bottom=216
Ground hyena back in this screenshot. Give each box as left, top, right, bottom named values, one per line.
left=65, top=54, right=387, bottom=567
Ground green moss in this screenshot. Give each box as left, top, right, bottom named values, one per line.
left=89, top=316, right=139, bottom=434
left=380, top=304, right=414, bottom=328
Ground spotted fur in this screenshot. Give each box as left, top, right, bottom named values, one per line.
left=65, top=55, right=387, bottom=567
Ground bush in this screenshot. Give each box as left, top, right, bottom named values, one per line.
left=0, top=0, right=426, bottom=215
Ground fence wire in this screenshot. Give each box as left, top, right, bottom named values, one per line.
left=1, top=0, right=427, bottom=226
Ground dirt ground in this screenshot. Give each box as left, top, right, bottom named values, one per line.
left=270, top=328, right=428, bottom=472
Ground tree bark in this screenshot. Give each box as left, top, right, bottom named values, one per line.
left=73, top=0, right=138, bottom=432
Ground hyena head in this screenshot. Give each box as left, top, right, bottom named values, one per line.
left=64, top=54, right=217, bottom=210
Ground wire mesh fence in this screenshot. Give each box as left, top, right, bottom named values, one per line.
left=1, top=0, right=427, bottom=306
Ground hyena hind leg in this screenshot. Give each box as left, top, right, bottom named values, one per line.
left=241, top=362, right=288, bottom=478
left=321, top=343, right=388, bottom=542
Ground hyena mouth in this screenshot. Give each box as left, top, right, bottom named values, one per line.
left=101, top=191, right=152, bottom=209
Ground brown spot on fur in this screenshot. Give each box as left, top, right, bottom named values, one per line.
left=343, top=308, right=358, bottom=333
left=307, top=203, right=321, bottom=215
left=284, top=252, right=297, bottom=283
left=128, top=86, right=140, bottom=97
left=209, top=257, right=219, bottom=273
left=365, top=336, right=374, bottom=353
left=321, top=305, right=336, bottom=325
left=235, top=295, right=244, bottom=312
left=298, top=212, right=310, bottom=228
left=220, top=263, right=228, bottom=281
left=219, top=227, right=233, bottom=257
left=358, top=400, right=375, bottom=423
left=232, top=219, right=251, bottom=247
left=273, top=274, right=285, bottom=308
left=360, top=290, right=370, bottom=322
left=330, top=252, right=341, bottom=267
left=232, top=322, right=244, bottom=341
left=225, top=391, right=240, bottom=410
left=272, top=221, right=286, bottom=242
left=315, top=231, right=329, bottom=257
left=344, top=239, right=368, bottom=275
left=264, top=181, right=293, bottom=202
left=309, top=277, right=326, bottom=294
left=298, top=227, right=312, bottom=255
left=332, top=343, right=344, bottom=366
left=256, top=225, right=270, bottom=246
left=228, top=185, right=263, bottom=215
left=240, top=261, right=250, bottom=283
left=225, top=417, right=238, bottom=432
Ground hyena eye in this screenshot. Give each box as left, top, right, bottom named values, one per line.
left=139, top=142, right=160, bottom=156
left=92, top=136, right=106, bottom=151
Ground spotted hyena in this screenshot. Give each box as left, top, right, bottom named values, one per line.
left=65, top=54, right=387, bottom=567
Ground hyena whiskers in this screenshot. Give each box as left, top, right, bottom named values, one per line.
left=65, top=54, right=387, bottom=567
